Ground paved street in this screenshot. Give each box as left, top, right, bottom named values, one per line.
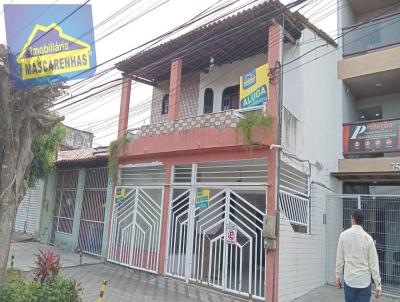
left=293, top=285, right=399, bottom=302
left=7, top=241, right=400, bottom=302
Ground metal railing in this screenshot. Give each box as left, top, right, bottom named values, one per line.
left=343, top=12, right=400, bottom=57
left=326, top=194, right=400, bottom=298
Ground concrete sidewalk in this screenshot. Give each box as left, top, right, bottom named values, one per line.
left=293, top=285, right=399, bottom=302
left=8, top=241, right=101, bottom=272
left=61, top=263, right=244, bottom=302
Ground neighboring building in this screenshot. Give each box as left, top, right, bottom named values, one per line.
left=109, top=2, right=340, bottom=302
left=14, top=127, right=94, bottom=240
left=38, top=147, right=112, bottom=258
left=60, top=126, right=94, bottom=151
left=328, top=0, right=400, bottom=297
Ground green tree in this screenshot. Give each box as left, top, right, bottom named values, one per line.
left=0, top=45, right=67, bottom=285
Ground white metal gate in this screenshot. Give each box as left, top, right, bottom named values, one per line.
left=78, top=168, right=108, bottom=256
left=326, top=194, right=400, bottom=298
left=166, top=187, right=266, bottom=299
left=108, top=186, right=163, bottom=273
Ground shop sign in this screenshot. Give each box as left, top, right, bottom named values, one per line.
left=343, top=119, right=400, bottom=154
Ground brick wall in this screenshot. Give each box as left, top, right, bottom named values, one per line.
left=150, top=72, right=200, bottom=124
left=278, top=184, right=327, bottom=302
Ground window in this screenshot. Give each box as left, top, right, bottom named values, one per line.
left=221, top=85, right=240, bottom=111
left=357, top=106, right=382, bottom=121
left=203, top=88, right=214, bottom=114
left=161, top=94, right=169, bottom=115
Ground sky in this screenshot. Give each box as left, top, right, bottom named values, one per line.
left=0, top=0, right=338, bottom=147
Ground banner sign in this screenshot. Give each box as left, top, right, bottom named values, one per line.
left=115, top=188, right=126, bottom=204
left=4, top=4, right=96, bottom=88
left=343, top=119, right=400, bottom=154
left=239, top=64, right=269, bottom=109
left=196, top=189, right=209, bottom=209
left=226, top=224, right=237, bottom=245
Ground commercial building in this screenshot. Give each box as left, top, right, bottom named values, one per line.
left=328, top=0, right=400, bottom=297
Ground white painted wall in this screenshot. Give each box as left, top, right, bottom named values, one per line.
left=197, top=53, right=267, bottom=114
left=279, top=28, right=342, bottom=302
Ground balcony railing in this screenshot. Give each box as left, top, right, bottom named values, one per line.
left=343, top=118, right=400, bottom=156
left=129, top=110, right=239, bottom=138
left=343, top=12, right=400, bottom=57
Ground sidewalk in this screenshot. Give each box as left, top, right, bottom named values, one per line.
left=293, top=285, right=399, bottom=302
left=8, top=241, right=101, bottom=272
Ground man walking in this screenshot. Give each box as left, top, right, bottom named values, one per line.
left=336, top=209, right=382, bottom=301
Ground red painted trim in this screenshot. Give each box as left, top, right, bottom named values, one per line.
left=265, top=23, right=281, bottom=302
left=168, top=59, right=182, bottom=122
left=343, top=125, right=349, bottom=154
left=158, top=164, right=172, bottom=275
left=118, top=78, right=132, bottom=139
left=119, top=127, right=275, bottom=160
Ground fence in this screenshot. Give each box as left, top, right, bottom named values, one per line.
left=326, top=195, right=400, bottom=297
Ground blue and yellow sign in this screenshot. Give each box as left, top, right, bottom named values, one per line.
left=239, top=64, right=269, bottom=109
left=115, top=188, right=126, bottom=205
left=4, top=4, right=96, bottom=88
left=196, top=189, right=210, bottom=209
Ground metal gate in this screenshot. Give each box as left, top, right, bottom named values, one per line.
left=326, top=195, right=400, bottom=298
left=77, top=168, right=108, bottom=256
left=166, top=187, right=266, bottom=300
left=108, top=186, right=163, bottom=273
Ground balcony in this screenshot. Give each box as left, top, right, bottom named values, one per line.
left=343, top=12, right=400, bottom=57
left=338, top=13, right=400, bottom=85
left=120, top=110, right=274, bottom=159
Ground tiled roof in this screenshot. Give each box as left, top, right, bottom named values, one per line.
left=56, top=147, right=108, bottom=164
left=116, top=0, right=336, bottom=83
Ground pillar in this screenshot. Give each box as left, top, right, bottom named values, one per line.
left=266, top=22, right=282, bottom=302
left=117, top=77, right=132, bottom=139
left=71, top=168, right=86, bottom=252
left=101, top=174, right=114, bottom=260
left=168, top=59, right=182, bottom=122
left=158, top=163, right=172, bottom=275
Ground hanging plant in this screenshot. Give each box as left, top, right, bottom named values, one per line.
left=108, top=135, right=129, bottom=184
left=236, top=111, right=272, bottom=150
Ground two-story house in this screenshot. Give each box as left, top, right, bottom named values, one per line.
left=108, top=1, right=339, bottom=301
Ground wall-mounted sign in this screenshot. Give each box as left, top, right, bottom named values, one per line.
left=115, top=188, right=125, bottom=204
left=343, top=119, right=400, bottom=154
left=226, top=224, right=237, bottom=245
left=196, top=189, right=209, bottom=209
left=239, top=64, right=269, bottom=109
left=4, top=4, right=96, bottom=88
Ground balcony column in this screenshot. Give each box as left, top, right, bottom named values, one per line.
left=265, top=22, right=282, bottom=302
left=168, top=58, right=183, bottom=122
left=117, top=77, right=132, bottom=139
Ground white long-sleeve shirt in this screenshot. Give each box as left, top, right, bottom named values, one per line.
left=336, top=225, right=381, bottom=291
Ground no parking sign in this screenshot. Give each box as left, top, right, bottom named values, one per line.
left=226, top=225, right=237, bottom=245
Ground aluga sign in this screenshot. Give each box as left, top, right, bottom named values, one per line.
left=3, top=4, right=96, bottom=88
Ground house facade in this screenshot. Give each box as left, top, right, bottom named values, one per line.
left=14, top=126, right=95, bottom=239
left=38, top=147, right=113, bottom=259
left=328, top=0, right=400, bottom=297
left=109, top=1, right=341, bottom=302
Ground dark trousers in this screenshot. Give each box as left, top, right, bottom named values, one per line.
left=344, top=282, right=371, bottom=302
